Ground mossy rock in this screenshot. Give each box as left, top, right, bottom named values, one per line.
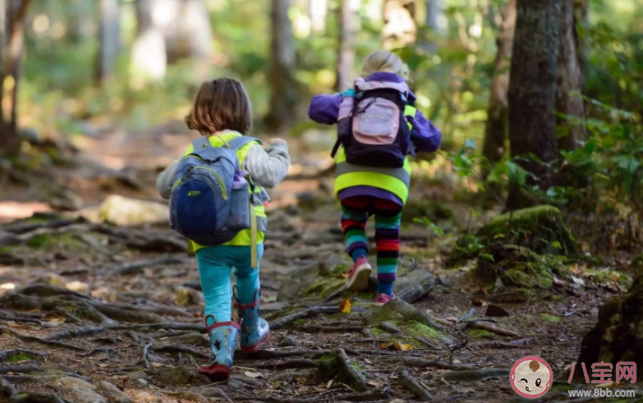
left=575, top=274, right=643, bottom=380
left=477, top=205, right=577, bottom=255
left=472, top=243, right=570, bottom=289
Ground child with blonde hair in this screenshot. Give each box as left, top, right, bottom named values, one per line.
left=157, top=78, right=290, bottom=380
left=308, top=51, right=441, bottom=304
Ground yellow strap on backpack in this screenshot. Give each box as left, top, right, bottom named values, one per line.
left=250, top=203, right=258, bottom=269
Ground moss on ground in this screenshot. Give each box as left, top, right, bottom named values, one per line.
left=8, top=354, right=34, bottom=363
left=467, top=329, right=494, bottom=339
left=473, top=244, right=558, bottom=288
left=405, top=321, right=439, bottom=339
left=540, top=313, right=561, bottom=324
left=477, top=205, right=577, bottom=255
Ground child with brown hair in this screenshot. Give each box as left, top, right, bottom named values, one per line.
left=308, top=51, right=441, bottom=304
left=157, top=78, right=290, bottom=380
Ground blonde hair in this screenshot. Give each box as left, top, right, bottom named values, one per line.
left=185, top=78, right=253, bottom=135
left=361, top=51, right=410, bottom=80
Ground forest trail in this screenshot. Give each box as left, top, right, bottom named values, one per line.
left=0, top=125, right=639, bottom=403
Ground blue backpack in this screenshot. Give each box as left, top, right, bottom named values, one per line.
left=169, top=136, right=261, bottom=248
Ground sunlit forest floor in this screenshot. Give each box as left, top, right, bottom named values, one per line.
left=0, top=124, right=641, bottom=403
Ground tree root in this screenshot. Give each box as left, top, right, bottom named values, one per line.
left=109, top=322, right=205, bottom=332
left=392, top=357, right=478, bottom=371
left=300, top=325, right=363, bottom=333
left=255, top=359, right=320, bottom=370
left=0, top=349, right=48, bottom=362
left=0, top=309, right=41, bottom=325
left=336, top=348, right=369, bottom=392
left=138, top=342, right=153, bottom=369
left=152, top=344, right=210, bottom=360
left=366, top=299, right=442, bottom=331
left=114, top=255, right=186, bottom=275
left=400, top=368, right=432, bottom=401
left=45, top=326, right=106, bottom=341
left=335, top=388, right=394, bottom=402
left=466, top=321, right=520, bottom=338
left=237, top=349, right=331, bottom=360
left=442, top=368, right=510, bottom=382
left=0, top=363, right=42, bottom=374
left=79, top=347, right=117, bottom=358
left=270, top=306, right=340, bottom=330
left=480, top=337, right=535, bottom=349
left=0, top=326, right=85, bottom=352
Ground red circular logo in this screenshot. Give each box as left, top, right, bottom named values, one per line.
left=510, top=356, right=553, bottom=399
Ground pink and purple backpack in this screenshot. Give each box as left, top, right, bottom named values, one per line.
left=331, top=78, right=414, bottom=168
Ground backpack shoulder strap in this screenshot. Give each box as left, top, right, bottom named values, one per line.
left=227, top=136, right=262, bottom=151
left=192, top=136, right=212, bottom=150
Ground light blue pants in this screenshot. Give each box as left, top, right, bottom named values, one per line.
left=196, top=244, right=264, bottom=323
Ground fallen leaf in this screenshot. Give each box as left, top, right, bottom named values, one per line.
left=327, top=379, right=333, bottom=389
left=471, top=297, right=485, bottom=307
left=380, top=342, right=413, bottom=351
left=571, top=276, right=586, bottom=286
left=367, top=380, right=384, bottom=387
left=244, top=371, right=263, bottom=378
left=339, top=298, right=351, bottom=314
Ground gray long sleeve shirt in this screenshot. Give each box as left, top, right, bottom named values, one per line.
left=156, top=139, right=290, bottom=200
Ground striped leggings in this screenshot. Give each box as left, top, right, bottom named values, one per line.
left=340, top=196, right=402, bottom=284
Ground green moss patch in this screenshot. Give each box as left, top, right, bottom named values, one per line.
left=472, top=244, right=558, bottom=288
left=468, top=329, right=494, bottom=339
left=406, top=321, right=439, bottom=339
left=540, top=313, right=561, bottom=324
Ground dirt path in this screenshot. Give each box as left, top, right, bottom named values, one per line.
left=1, top=126, right=640, bottom=402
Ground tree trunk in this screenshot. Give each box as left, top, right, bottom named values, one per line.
left=265, top=0, right=298, bottom=132
left=96, top=0, right=120, bottom=85
left=426, top=0, right=444, bottom=34
left=309, top=0, right=328, bottom=34
left=482, top=0, right=516, bottom=175
left=160, top=0, right=213, bottom=63
left=0, top=0, right=30, bottom=156
left=336, top=0, right=359, bottom=91
left=506, top=0, right=562, bottom=210
left=383, top=0, right=416, bottom=49
left=555, top=0, right=586, bottom=151
left=131, top=0, right=167, bottom=82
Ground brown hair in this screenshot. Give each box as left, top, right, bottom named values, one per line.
left=529, top=360, right=540, bottom=372
left=185, top=78, right=252, bottom=135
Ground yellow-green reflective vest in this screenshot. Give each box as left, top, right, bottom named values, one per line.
left=182, top=132, right=267, bottom=252
left=334, top=105, right=416, bottom=205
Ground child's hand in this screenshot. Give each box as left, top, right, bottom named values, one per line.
left=269, top=138, right=287, bottom=146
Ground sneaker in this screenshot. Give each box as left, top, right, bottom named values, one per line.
left=375, top=293, right=395, bottom=305
left=346, top=256, right=372, bottom=291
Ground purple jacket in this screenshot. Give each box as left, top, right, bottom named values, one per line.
left=308, top=72, right=442, bottom=205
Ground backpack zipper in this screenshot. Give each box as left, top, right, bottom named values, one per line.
left=171, top=167, right=228, bottom=200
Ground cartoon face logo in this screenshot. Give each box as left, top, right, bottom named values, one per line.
left=510, top=356, right=553, bottom=399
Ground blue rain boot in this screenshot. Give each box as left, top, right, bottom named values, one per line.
left=197, top=315, right=239, bottom=381
left=235, top=289, right=270, bottom=353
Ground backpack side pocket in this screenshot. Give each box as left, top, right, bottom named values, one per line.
left=225, top=170, right=250, bottom=232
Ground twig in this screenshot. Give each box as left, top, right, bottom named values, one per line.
left=367, top=299, right=443, bottom=331
left=270, top=306, right=340, bottom=330
left=393, top=357, right=478, bottom=371
left=400, top=368, right=432, bottom=401
left=336, top=348, right=369, bottom=392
